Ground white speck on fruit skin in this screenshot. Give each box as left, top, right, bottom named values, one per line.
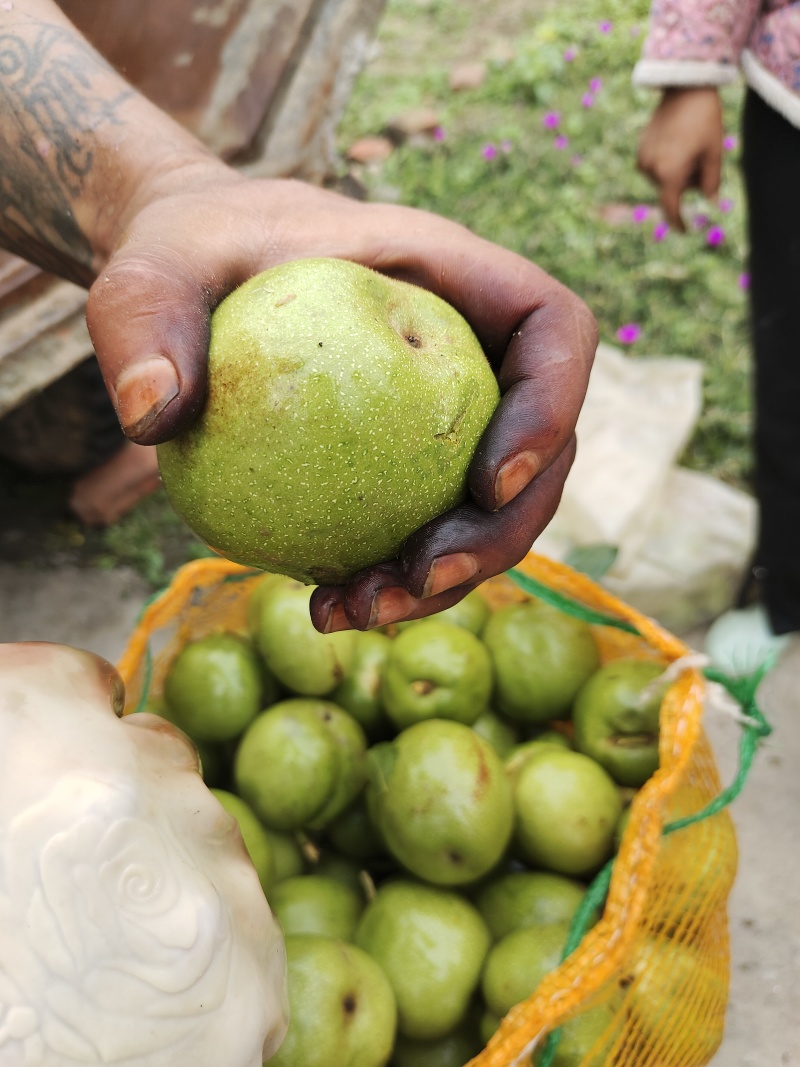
left=158, top=258, right=500, bottom=584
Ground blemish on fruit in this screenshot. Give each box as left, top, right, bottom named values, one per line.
left=274, top=293, right=296, bottom=307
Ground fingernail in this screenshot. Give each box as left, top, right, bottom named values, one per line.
left=422, top=552, right=479, bottom=598
left=322, top=603, right=351, bottom=634
left=113, top=357, right=179, bottom=438
left=494, top=450, right=540, bottom=508
left=368, top=587, right=416, bottom=629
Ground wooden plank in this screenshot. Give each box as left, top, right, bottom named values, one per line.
left=0, top=0, right=386, bottom=419
left=243, top=0, right=387, bottom=182
left=0, top=307, right=92, bottom=416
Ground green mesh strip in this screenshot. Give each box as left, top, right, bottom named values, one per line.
left=532, top=633, right=775, bottom=1066
left=507, top=568, right=641, bottom=635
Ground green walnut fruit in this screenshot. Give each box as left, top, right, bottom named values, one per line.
left=475, top=871, right=592, bottom=941
left=481, top=922, right=571, bottom=1017
left=471, top=709, right=520, bottom=759
left=270, top=875, right=365, bottom=942
left=162, top=632, right=263, bottom=743
left=233, top=698, right=366, bottom=830
left=367, top=720, right=514, bottom=886
left=331, top=630, right=392, bottom=740
left=355, top=879, right=490, bottom=1041
left=395, top=590, right=491, bottom=636
left=532, top=1002, right=620, bottom=1067
left=620, top=937, right=727, bottom=1064
left=483, top=600, right=599, bottom=724
left=512, top=749, right=622, bottom=877
left=255, top=577, right=355, bottom=696
left=271, top=935, right=397, bottom=1067
left=157, top=257, right=499, bottom=585
left=382, top=620, right=493, bottom=730
left=572, top=658, right=665, bottom=787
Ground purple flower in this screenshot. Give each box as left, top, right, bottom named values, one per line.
left=653, top=222, right=669, bottom=241
left=433, top=126, right=446, bottom=142
left=616, top=323, right=642, bottom=344
left=554, top=134, right=569, bottom=150
left=719, top=198, right=734, bottom=213
left=500, top=139, right=514, bottom=154
left=581, top=93, right=595, bottom=109
left=543, top=111, right=560, bottom=130
left=723, top=135, right=738, bottom=151
left=481, top=143, right=498, bottom=160
left=706, top=225, right=725, bottom=246
left=738, top=272, right=751, bottom=290
left=632, top=205, right=650, bottom=223
left=589, top=77, right=603, bottom=93
left=692, top=212, right=710, bottom=230
left=564, top=47, right=577, bottom=62
left=599, top=20, right=613, bottom=33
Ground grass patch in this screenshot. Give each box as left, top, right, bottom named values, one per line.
left=339, top=0, right=753, bottom=488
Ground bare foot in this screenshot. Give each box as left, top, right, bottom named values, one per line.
left=69, top=442, right=161, bottom=526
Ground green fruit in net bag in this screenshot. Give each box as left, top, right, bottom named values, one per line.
left=356, top=880, right=490, bottom=1041
left=271, top=936, right=397, bottom=1067
left=483, top=600, right=599, bottom=724
left=163, top=632, right=263, bottom=743
left=157, top=257, right=499, bottom=584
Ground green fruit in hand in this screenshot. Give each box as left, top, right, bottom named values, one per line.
left=255, top=577, right=355, bottom=696
left=157, top=257, right=499, bottom=584
left=270, top=875, right=364, bottom=941
left=382, top=621, right=493, bottom=729
left=621, top=938, right=726, bottom=1063
left=483, top=601, right=599, bottom=723
left=163, top=632, right=263, bottom=742
left=532, top=1003, right=619, bottom=1067
left=270, top=935, right=397, bottom=1067
left=211, top=788, right=275, bottom=893
left=367, top=720, right=513, bottom=885
left=233, top=698, right=366, bottom=830
left=356, top=880, right=490, bottom=1041
left=471, top=709, right=520, bottom=758
left=264, top=827, right=305, bottom=884
left=332, top=630, right=392, bottom=739
left=396, top=590, right=491, bottom=636
left=327, top=796, right=387, bottom=862
left=391, top=1024, right=482, bottom=1067
left=513, top=749, right=622, bottom=876
left=475, top=871, right=592, bottom=941
left=481, top=922, right=571, bottom=1016
left=573, top=658, right=665, bottom=787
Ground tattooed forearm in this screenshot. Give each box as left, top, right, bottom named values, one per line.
left=0, top=22, right=132, bottom=285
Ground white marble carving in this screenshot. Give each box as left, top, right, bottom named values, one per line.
left=0, top=643, right=288, bottom=1067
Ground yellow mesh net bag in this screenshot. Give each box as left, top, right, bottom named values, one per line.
left=117, top=551, right=758, bottom=1067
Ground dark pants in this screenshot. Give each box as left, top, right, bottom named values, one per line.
left=742, top=89, right=800, bottom=634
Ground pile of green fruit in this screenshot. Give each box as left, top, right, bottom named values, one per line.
left=151, top=574, right=681, bottom=1067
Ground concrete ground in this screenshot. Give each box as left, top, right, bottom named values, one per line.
left=0, top=561, right=797, bottom=1065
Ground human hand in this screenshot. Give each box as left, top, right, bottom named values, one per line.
left=87, top=165, right=596, bottom=630
left=637, top=87, right=724, bottom=230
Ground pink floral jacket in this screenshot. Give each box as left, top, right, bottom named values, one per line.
left=634, top=0, right=800, bottom=127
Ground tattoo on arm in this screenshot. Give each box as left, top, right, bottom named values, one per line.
left=0, top=23, right=132, bottom=285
